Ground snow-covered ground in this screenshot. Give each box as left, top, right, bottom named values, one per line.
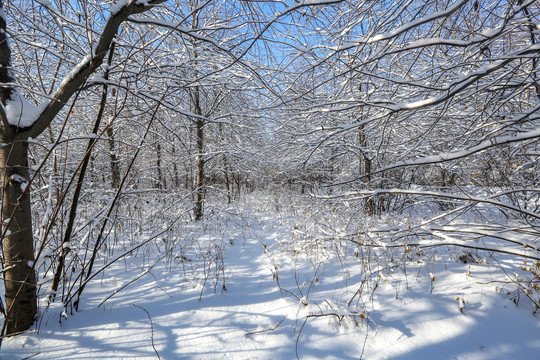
left=3, top=194, right=540, bottom=359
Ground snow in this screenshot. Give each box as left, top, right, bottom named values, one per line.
left=9, top=173, right=26, bottom=184
left=9, top=173, right=29, bottom=191
left=4, top=92, right=43, bottom=128
left=373, top=125, right=540, bottom=175
left=87, top=74, right=108, bottom=84
left=366, top=0, right=468, bottom=43
left=36, top=0, right=52, bottom=5
left=0, top=6, right=6, bottom=23
left=3, top=193, right=540, bottom=359
left=58, top=54, right=92, bottom=89
left=109, top=0, right=129, bottom=16
left=480, top=28, right=500, bottom=38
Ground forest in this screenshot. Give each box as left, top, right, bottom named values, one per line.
left=1, top=0, right=540, bottom=358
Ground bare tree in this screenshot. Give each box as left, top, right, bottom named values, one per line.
left=0, top=0, right=167, bottom=336
left=276, top=0, right=540, bottom=257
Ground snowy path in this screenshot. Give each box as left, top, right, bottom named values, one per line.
left=3, top=211, right=540, bottom=359
left=3, top=215, right=303, bottom=359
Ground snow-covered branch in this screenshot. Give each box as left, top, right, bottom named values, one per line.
left=13, top=0, right=167, bottom=140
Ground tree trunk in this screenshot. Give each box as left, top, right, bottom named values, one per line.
left=194, top=118, right=204, bottom=221
left=107, top=124, right=120, bottom=189
left=172, top=145, right=179, bottom=188
left=156, top=141, right=164, bottom=190
left=0, top=2, right=36, bottom=334
left=223, top=161, right=231, bottom=205
left=190, top=5, right=204, bottom=221
left=359, top=123, right=374, bottom=215
left=0, top=139, right=37, bottom=334
left=235, top=173, right=241, bottom=197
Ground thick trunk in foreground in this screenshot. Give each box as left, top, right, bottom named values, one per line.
left=0, top=140, right=37, bottom=334
left=0, top=0, right=167, bottom=335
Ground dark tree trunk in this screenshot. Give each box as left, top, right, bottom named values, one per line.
left=107, top=124, right=121, bottom=189
left=223, top=163, right=231, bottom=205
left=156, top=141, right=164, bottom=190
left=359, top=123, right=374, bottom=215
left=0, top=140, right=37, bottom=334
left=190, top=7, right=204, bottom=221
left=194, top=118, right=204, bottom=221
left=172, top=145, right=179, bottom=188
left=0, top=1, right=36, bottom=334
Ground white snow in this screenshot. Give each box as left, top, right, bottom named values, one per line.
left=57, top=54, right=92, bottom=90
left=365, top=0, right=468, bottom=44
left=9, top=173, right=26, bottom=184
left=374, top=125, right=540, bottom=175
left=109, top=0, right=129, bottom=16
left=9, top=173, right=29, bottom=191
left=2, top=193, right=540, bottom=359
left=4, top=93, right=43, bottom=128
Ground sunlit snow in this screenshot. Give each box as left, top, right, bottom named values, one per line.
left=5, top=93, right=42, bottom=128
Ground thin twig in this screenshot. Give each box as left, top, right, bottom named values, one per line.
left=21, top=353, right=41, bottom=360
left=295, top=317, right=308, bottom=360
left=245, top=316, right=285, bottom=337
left=98, top=257, right=160, bottom=308
left=131, top=304, right=160, bottom=360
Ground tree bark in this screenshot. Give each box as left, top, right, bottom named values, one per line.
left=156, top=141, right=164, bottom=190
left=358, top=122, right=374, bottom=215
left=194, top=118, right=204, bottom=221
left=190, top=4, right=204, bottom=221
left=107, top=124, right=121, bottom=189
left=0, top=0, right=36, bottom=334
left=172, top=145, right=179, bottom=188
left=0, top=140, right=37, bottom=334
left=223, top=160, right=231, bottom=205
